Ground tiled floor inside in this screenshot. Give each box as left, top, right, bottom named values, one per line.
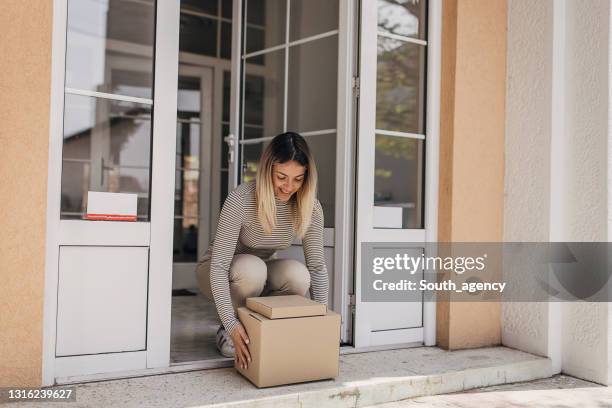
left=170, top=291, right=222, bottom=363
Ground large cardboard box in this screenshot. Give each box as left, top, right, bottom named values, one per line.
left=236, top=295, right=341, bottom=388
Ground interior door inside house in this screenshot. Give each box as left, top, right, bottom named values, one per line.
left=169, top=0, right=343, bottom=364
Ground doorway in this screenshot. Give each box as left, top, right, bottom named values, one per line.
left=44, top=0, right=437, bottom=384
left=169, top=1, right=235, bottom=364
left=168, top=0, right=351, bottom=365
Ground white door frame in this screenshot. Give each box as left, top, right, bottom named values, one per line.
left=353, top=0, right=440, bottom=348
left=42, top=0, right=180, bottom=384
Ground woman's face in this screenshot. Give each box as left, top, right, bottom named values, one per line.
left=272, top=160, right=306, bottom=202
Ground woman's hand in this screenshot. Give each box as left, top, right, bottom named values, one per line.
left=231, top=323, right=251, bottom=369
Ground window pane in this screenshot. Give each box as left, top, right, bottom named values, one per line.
left=222, top=71, right=231, bottom=123
left=289, top=0, right=339, bottom=41
left=174, top=76, right=201, bottom=263
left=222, top=124, right=230, bottom=169
left=245, top=0, right=286, bottom=54
left=374, top=135, right=424, bottom=229
left=61, top=94, right=152, bottom=220
left=239, top=135, right=336, bottom=227
left=65, top=0, right=155, bottom=98
left=241, top=143, right=265, bottom=183
left=173, top=217, right=199, bottom=263
left=181, top=0, right=218, bottom=15
left=376, top=36, right=426, bottom=134
left=303, top=134, right=336, bottom=227
left=222, top=0, right=233, bottom=18
left=111, top=70, right=153, bottom=100
left=221, top=22, right=232, bottom=59
left=378, top=0, right=427, bottom=40
left=244, top=125, right=264, bottom=140
left=177, top=76, right=201, bottom=116
left=179, top=13, right=217, bottom=57
left=243, top=49, right=285, bottom=138
left=287, top=36, right=338, bottom=133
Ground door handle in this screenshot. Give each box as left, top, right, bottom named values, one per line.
left=224, top=133, right=236, bottom=164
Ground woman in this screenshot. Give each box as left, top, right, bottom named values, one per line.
left=195, top=132, right=328, bottom=370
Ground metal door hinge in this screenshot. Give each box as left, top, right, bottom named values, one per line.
left=349, top=293, right=356, bottom=313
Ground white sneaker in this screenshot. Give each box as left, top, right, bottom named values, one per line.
left=216, top=326, right=235, bottom=358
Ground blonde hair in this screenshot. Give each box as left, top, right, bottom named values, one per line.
left=255, top=132, right=318, bottom=238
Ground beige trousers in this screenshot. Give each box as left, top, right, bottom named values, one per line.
left=196, top=254, right=311, bottom=311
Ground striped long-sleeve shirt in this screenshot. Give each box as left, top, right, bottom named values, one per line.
left=198, top=181, right=329, bottom=335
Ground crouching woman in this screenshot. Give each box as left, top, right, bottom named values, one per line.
left=195, top=132, right=328, bottom=369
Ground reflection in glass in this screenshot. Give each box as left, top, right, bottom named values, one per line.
left=243, top=50, right=285, bottom=138
left=245, top=0, right=286, bottom=54
left=179, top=13, right=217, bottom=57
left=374, top=135, right=424, bottom=229
left=287, top=36, right=338, bottom=133
left=376, top=37, right=426, bottom=134
left=174, top=76, right=202, bottom=263
left=60, top=94, right=152, bottom=220
left=290, top=0, right=339, bottom=41
left=65, top=0, right=155, bottom=98
left=378, top=0, right=426, bottom=40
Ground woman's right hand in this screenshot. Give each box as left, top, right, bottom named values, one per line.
left=231, top=323, right=251, bottom=369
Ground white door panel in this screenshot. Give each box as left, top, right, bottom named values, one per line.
left=368, top=302, right=422, bottom=332
left=56, top=246, right=149, bottom=356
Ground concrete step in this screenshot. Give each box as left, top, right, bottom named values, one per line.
left=202, top=347, right=552, bottom=408
left=15, top=346, right=553, bottom=408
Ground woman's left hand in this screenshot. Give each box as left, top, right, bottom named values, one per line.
left=231, top=323, right=251, bottom=369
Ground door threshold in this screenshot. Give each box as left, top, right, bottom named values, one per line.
left=55, top=343, right=425, bottom=385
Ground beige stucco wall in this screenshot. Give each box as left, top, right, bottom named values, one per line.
left=0, top=0, right=52, bottom=387
left=437, top=0, right=507, bottom=349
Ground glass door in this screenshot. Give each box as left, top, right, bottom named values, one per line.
left=48, top=0, right=180, bottom=380
left=232, top=0, right=339, bottom=221
left=353, top=0, right=438, bottom=348
left=226, top=0, right=355, bottom=343
left=235, top=0, right=339, bottom=224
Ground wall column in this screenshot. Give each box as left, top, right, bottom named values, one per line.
left=437, top=0, right=507, bottom=349
left=0, top=0, right=53, bottom=387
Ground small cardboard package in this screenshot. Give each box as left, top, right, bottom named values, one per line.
left=236, top=295, right=341, bottom=388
